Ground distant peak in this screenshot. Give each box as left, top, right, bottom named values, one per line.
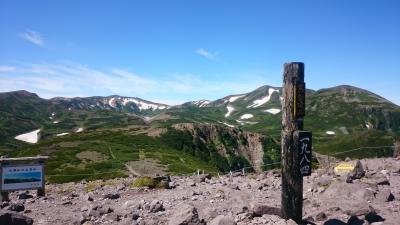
left=329, top=85, right=368, bottom=92
left=320, top=85, right=376, bottom=95
left=0, top=90, right=39, bottom=98
left=316, top=85, right=394, bottom=105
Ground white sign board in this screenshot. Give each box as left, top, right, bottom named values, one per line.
left=1, top=164, right=44, bottom=191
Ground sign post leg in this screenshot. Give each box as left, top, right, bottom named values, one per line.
left=37, top=188, right=45, bottom=197
left=0, top=192, right=9, bottom=202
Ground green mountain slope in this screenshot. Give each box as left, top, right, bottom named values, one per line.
left=9, top=123, right=279, bottom=183
left=158, top=85, right=400, bottom=156
left=1, top=84, right=399, bottom=178
left=0, top=90, right=49, bottom=144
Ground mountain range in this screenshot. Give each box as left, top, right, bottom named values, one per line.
left=1, top=85, right=399, bottom=182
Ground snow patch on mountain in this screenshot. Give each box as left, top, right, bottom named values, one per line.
left=53, top=121, right=60, bottom=124
left=108, top=98, right=117, bottom=107
left=247, top=88, right=279, bottom=108
left=56, top=133, right=70, bottom=137
left=240, top=114, right=254, bottom=119
left=217, top=121, right=235, bottom=128
left=228, top=95, right=245, bottom=103
left=76, top=128, right=84, bottom=133
left=121, top=98, right=167, bottom=111
left=326, top=131, right=335, bottom=135
left=236, top=119, right=258, bottom=125
left=14, top=129, right=41, bottom=144
left=191, top=100, right=210, bottom=107
left=365, top=122, right=373, bottom=129
left=263, top=108, right=281, bottom=115
left=236, top=120, right=245, bottom=125
left=225, top=105, right=235, bottom=118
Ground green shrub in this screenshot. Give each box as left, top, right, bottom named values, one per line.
left=130, top=177, right=156, bottom=188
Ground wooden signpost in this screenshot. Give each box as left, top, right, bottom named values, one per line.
left=0, top=156, right=48, bottom=202
left=281, top=62, right=312, bottom=223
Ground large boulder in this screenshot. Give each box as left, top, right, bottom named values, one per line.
left=375, top=189, right=395, bottom=202
left=103, top=193, right=120, bottom=199
left=0, top=210, right=33, bottom=225
left=18, top=193, right=33, bottom=200
left=87, top=205, right=113, bottom=217
left=168, top=204, right=205, bottom=225
left=149, top=200, right=164, bottom=213
left=251, top=203, right=281, bottom=217
left=322, top=181, right=361, bottom=199
left=7, top=203, right=25, bottom=212
left=363, top=173, right=390, bottom=186
left=348, top=161, right=365, bottom=181
left=353, top=188, right=375, bottom=201
left=194, top=174, right=212, bottom=183
left=334, top=160, right=364, bottom=179
left=365, top=212, right=385, bottom=223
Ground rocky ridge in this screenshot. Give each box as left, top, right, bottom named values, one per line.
left=1, top=157, right=400, bottom=225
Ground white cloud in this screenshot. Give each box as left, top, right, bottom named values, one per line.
left=0, top=65, right=16, bottom=72
left=0, top=63, right=158, bottom=98
left=195, top=48, right=216, bottom=60
left=0, top=62, right=271, bottom=105
left=19, top=30, right=44, bottom=46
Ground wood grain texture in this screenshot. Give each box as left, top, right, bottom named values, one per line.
left=281, top=62, right=304, bottom=223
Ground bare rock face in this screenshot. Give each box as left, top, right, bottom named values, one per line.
left=238, top=131, right=265, bottom=172
left=171, top=123, right=266, bottom=172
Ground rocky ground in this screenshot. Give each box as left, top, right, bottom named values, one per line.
left=1, top=157, right=400, bottom=225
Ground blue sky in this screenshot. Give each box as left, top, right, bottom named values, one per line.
left=0, top=0, right=399, bottom=105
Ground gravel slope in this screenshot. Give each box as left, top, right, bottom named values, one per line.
left=1, top=157, right=400, bottom=225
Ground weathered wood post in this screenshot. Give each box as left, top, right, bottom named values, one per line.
left=281, top=62, right=305, bottom=223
